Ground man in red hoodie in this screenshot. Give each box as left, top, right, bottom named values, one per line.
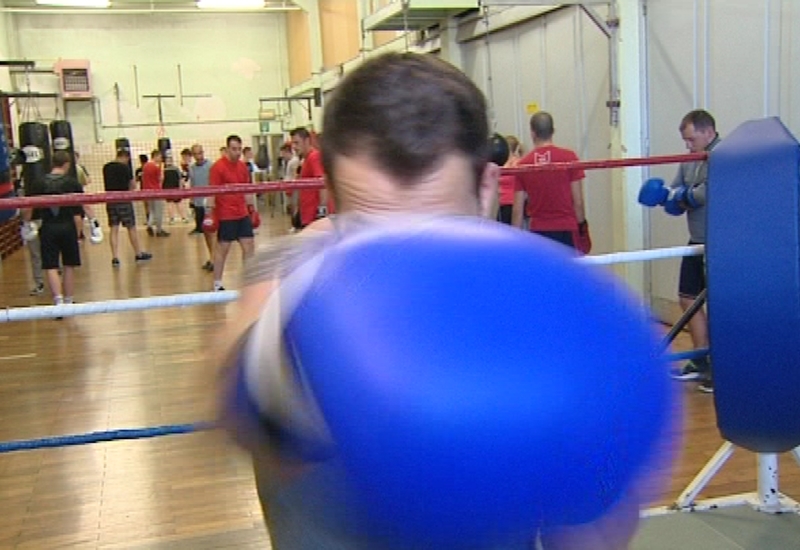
left=206, top=135, right=258, bottom=291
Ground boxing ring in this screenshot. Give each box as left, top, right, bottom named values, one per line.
left=1, top=118, right=799, bottom=547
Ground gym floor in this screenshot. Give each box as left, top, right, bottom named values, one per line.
left=0, top=208, right=799, bottom=549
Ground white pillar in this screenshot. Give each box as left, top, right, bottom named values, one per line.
left=439, top=17, right=463, bottom=70
left=610, top=0, right=648, bottom=296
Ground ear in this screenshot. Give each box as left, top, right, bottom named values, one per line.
left=478, top=162, right=501, bottom=218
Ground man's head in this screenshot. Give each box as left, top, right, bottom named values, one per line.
left=529, top=111, right=555, bottom=143
left=290, top=127, right=313, bottom=158
left=219, top=146, right=227, bottom=158
left=116, top=148, right=130, bottom=163
left=192, top=144, right=205, bottom=164
left=51, top=150, right=72, bottom=174
left=139, top=154, right=148, bottom=166
left=280, top=142, right=294, bottom=160
left=680, top=110, right=717, bottom=153
left=243, top=146, right=253, bottom=161
left=150, top=150, right=162, bottom=164
left=225, top=135, right=243, bottom=162
left=181, top=148, right=192, bottom=165
left=320, top=52, right=497, bottom=217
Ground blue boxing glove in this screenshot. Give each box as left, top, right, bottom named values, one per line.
left=664, top=186, right=689, bottom=216
left=638, top=178, right=669, bottom=207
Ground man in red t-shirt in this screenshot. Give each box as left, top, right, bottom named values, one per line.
left=207, top=135, right=257, bottom=291
left=291, top=127, right=333, bottom=229
left=142, top=150, right=169, bottom=237
left=512, top=112, right=586, bottom=249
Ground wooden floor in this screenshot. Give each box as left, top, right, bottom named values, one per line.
left=0, top=209, right=798, bottom=549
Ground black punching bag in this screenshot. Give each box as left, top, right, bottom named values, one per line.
left=157, top=137, right=172, bottom=165
left=489, top=133, right=510, bottom=166
left=50, top=120, right=77, bottom=179
left=255, top=140, right=270, bottom=171
left=19, top=122, right=51, bottom=195
left=115, top=137, right=133, bottom=173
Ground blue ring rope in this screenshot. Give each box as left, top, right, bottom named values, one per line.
left=0, top=347, right=711, bottom=454
left=0, top=422, right=215, bottom=454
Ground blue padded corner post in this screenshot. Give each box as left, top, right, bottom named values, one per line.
left=706, top=117, right=800, bottom=453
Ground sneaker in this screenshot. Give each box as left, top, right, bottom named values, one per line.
left=156, top=230, right=171, bottom=237
left=202, top=261, right=214, bottom=272
left=189, top=229, right=202, bottom=235
left=214, top=284, right=225, bottom=292
left=135, top=252, right=153, bottom=263
left=112, top=258, right=120, bottom=268
left=670, top=360, right=708, bottom=381
left=147, top=227, right=155, bottom=236
left=30, top=283, right=45, bottom=296
left=698, top=377, right=714, bottom=394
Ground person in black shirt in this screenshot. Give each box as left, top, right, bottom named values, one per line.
left=103, top=149, right=152, bottom=267
left=136, top=153, right=149, bottom=225
left=22, top=151, right=98, bottom=308
left=164, top=159, right=188, bottom=224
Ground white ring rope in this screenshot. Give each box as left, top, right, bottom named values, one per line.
left=577, top=244, right=705, bottom=266
left=0, top=245, right=704, bottom=323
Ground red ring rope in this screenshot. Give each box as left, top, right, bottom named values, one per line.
left=0, top=152, right=707, bottom=210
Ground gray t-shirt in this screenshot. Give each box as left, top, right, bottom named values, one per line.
left=189, top=160, right=211, bottom=207
left=670, top=135, right=720, bottom=244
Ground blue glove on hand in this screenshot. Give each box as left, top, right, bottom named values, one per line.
left=638, top=178, right=668, bottom=207
left=664, top=186, right=689, bottom=216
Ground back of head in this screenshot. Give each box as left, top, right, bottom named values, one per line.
left=321, top=52, right=489, bottom=185
left=52, top=150, right=71, bottom=170
left=530, top=111, right=555, bottom=141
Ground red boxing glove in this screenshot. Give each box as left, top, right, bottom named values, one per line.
left=203, top=211, right=218, bottom=233
left=573, top=220, right=592, bottom=255
left=248, top=205, right=261, bottom=229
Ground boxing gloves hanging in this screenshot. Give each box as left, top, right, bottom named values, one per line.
left=203, top=210, right=218, bottom=233
left=248, top=204, right=261, bottom=229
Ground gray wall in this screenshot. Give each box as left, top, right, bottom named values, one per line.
left=645, top=0, right=800, bottom=309
left=460, top=6, right=615, bottom=255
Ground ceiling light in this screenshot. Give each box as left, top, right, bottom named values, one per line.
left=197, top=0, right=265, bottom=9
left=36, top=0, right=110, bottom=7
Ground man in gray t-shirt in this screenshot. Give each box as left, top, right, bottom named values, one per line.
left=669, top=109, right=720, bottom=393
left=189, top=144, right=214, bottom=270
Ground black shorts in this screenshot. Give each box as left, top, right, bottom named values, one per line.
left=679, top=241, right=706, bottom=298
left=534, top=230, right=575, bottom=249
left=40, top=221, right=80, bottom=270
left=497, top=205, right=513, bottom=225
left=218, top=216, right=254, bottom=243
left=106, top=202, right=136, bottom=228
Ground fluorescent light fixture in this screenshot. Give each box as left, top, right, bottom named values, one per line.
left=197, top=0, right=265, bottom=8
left=36, top=0, right=110, bottom=7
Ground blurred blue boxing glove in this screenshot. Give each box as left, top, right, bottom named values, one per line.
left=664, top=186, right=689, bottom=216
left=637, top=178, right=669, bottom=207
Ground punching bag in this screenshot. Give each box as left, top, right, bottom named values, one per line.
left=489, top=133, right=509, bottom=166
left=0, top=119, right=16, bottom=222
left=157, top=137, right=172, bottom=165
left=115, top=137, right=133, bottom=173
left=19, top=122, right=51, bottom=196
left=706, top=117, right=800, bottom=453
left=49, top=120, right=77, bottom=179
left=255, top=140, right=270, bottom=171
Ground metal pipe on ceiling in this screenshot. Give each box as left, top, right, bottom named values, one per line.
left=0, top=7, right=301, bottom=14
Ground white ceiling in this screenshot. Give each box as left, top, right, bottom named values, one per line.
left=0, top=0, right=301, bottom=11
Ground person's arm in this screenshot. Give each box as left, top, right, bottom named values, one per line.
left=511, top=173, right=527, bottom=229
left=571, top=179, right=586, bottom=224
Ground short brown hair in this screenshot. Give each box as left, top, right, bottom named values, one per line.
left=52, top=150, right=71, bottom=168
left=529, top=112, right=554, bottom=141
left=320, top=52, right=489, bottom=186
left=680, top=109, right=716, bottom=132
